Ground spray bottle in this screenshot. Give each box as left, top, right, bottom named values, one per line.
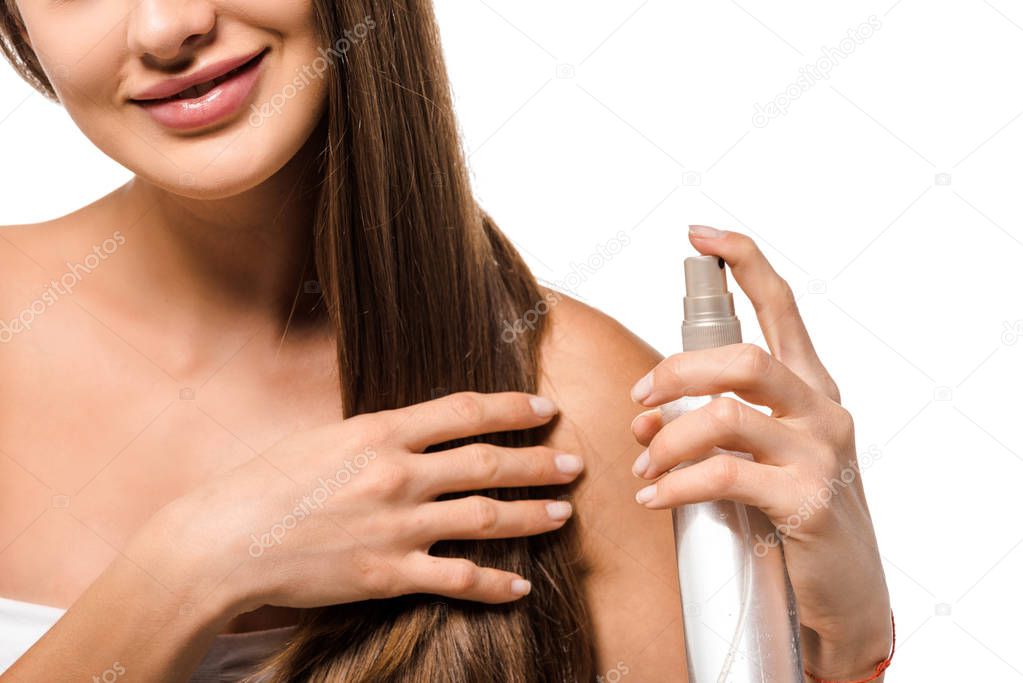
left=660, top=255, right=803, bottom=682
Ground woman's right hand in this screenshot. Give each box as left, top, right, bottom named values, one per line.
left=144, top=391, right=582, bottom=617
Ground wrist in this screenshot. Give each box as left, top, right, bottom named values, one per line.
left=802, top=602, right=893, bottom=680
left=126, top=498, right=253, bottom=623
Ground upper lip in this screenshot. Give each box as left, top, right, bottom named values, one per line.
left=130, top=48, right=265, bottom=102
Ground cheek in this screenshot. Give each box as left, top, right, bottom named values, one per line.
left=17, top=7, right=121, bottom=106
left=21, top=0, right=330, bottom=198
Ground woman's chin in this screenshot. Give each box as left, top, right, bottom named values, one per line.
left=129, top=142, right=278, bottom=200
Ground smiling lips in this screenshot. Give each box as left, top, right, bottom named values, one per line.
left=162, top=60, right=254, bottom=101
left=130, top=48, right=268, bottom=131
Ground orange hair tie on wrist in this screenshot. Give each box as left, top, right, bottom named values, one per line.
left=804, top=610, right=895, bottom=683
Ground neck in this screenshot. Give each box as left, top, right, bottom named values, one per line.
left=107, top=128, right=325, bottom=340
left=61, top=126, right=333, bottom=384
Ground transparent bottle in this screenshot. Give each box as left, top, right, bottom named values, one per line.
left=660, top=255, right=802, bottom=682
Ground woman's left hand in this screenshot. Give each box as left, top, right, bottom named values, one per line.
left=628, top=225, right=892, bottom=680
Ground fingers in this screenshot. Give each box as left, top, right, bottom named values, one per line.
left=631, top=342, right=821, bottom=418
left=404, top=552, right=534, bottom=604
left=633, top=396, right=804, bottom=478
left=416, top=443, right=584, bottom=498
left=687, top=226, right=839, bottom=401
left=394, top=391, right=558, bottom=452
left=410, top=495, right=572, bottom=545
left=634, top=453, right=793, bottom=515
left=630, top=408, right=662, bottom=446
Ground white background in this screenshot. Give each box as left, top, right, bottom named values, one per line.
left=3, top=1, right=1022, bottom=679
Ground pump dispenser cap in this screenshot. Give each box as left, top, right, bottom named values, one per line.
left=682, top=255, right=743, bottom=351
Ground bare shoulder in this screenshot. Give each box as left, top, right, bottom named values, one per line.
left=0, top=214, right=109, bottom=365
left=535, top=284, right=663, bottom=464
left=0, top=187, right=119, bottom=275
left=0, top=203, right=117, bottom=294
left=0, top=216, right=80, bottom=271
left=535, top=286, right=662, bottom=471
left=0, top=218, right=77, bottom=319
left=535, top=286, right=685, bottom=679
left=0, top=221, right=51, bottom=313
left=537, top=285, right=661, bottom=366
left=534, top=284, right=662, bottom=474
left=0, top=221, right=44, bottom=267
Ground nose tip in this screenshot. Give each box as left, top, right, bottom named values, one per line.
left=126, top=0, right=217, bottom=63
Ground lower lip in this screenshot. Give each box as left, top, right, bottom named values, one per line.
left=133, top=50, right=267, bottom=131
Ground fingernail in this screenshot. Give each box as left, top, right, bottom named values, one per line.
left=631, top=449, right=650, bottom=477
left=554, top=453, right=584, bottom=474
left=689, top=225, right=725, bottom=239
left=546, top=500, right=573, bottom=520
left=630, top=372, right=653, bottom=403
left=511, top=579, right=532, bottom=595
left=630, top=409, right=660, bottom=434
left=530, top=396, right=557, bottom=417
left=635, top=485, right=656, bottom=504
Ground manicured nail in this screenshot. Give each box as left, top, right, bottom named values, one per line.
left=546, top=500, right=573, bottom=520
left=689, top=225, right=725, bottom=239
left=554, top=453, right=584, bottom=475
left=630, top=372, right=653, bottom=403
left=635, top=485, right=656, bottom=504
left=630, top=409, right=661, bottom=435
left=631, top=450, right=650, bottom=477
left=511, top=579, right=532, bottom=595
left=530, top=396, right=557, bottom=417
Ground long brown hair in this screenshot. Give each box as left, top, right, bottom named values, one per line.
left=1, top=1, right=596, bottom=680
